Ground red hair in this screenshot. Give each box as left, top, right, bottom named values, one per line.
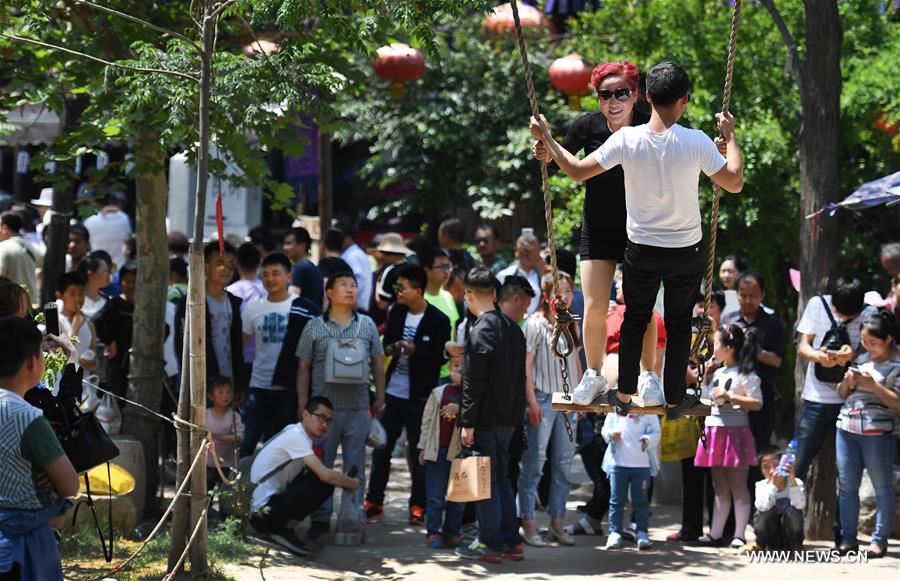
left=590, top=60, right=640, bottom=94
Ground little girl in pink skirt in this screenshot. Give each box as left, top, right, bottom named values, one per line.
left=694, top=324, right=763, bottom=548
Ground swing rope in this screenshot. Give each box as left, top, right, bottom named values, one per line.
left=691, top=0, right=742, bottom=387
left=509, top=0, right=576, bottom=441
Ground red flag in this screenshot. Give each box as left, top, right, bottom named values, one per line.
left=216, top=193, right=224, bottom=256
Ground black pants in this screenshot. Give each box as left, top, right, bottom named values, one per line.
left=754, top=507, right=804, bottom=550
left=509, top=424, right=525, bottom=496
left=619, top=241, right=704, bottom=403
left=367, top=394, right=426, bottom=507
left=584, top=437, right=611, bottom=522
left=681, top=458, right=715, bottom=537
left=251, top=470, right=334, bottom=533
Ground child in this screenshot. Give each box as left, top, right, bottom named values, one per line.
left=418, top=373, right=463, bottom=549
left=206, top=376, right=244, bottom=489
left=753, top=445, right=805, bottom=551
left=601, top=411, right=660, bottom=550
left=55, top=271, right=99, bottom=372
left=694, top=324, right=763, bottom=548
left=0, top=317, right=79, bottom=580
left=530, top=60, right=744, bottom=418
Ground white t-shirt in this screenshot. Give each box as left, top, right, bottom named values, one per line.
left=701, top=366, right=763, bottom=427
left=341, top=244, right=373, bottom=312
left=84, top=208, right=132, bottom=269
left=796, top=295, right=878, bottom=404
left=594, top=123, right=726, bottom=248
left=250, top=423, right=315, bottom=510
left=386, top=311, right=425, bottom=399
left=603, top=413, right=659, bottom=469
left=242, top=296, right=293, bottom=389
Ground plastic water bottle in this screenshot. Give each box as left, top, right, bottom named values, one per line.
left=776, top=439, right=798, bottom=477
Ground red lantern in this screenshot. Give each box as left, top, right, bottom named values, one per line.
left=372, top=43, right=425, bottom=99
left=550, top=53, right=593, bottom=110
left=874, top=111, right=898, bottom=137
left=484, top=2, right=548, bottom=37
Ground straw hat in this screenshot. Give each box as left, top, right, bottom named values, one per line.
left=376, top=232, right=409, bottom=255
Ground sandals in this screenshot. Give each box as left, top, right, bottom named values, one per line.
left=564, top=517, right=603, bottom=537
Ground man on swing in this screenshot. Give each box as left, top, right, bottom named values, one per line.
left=531, top=60, right=744, bottom=419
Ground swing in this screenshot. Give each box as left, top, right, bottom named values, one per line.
left=503, top=1, right=745, bottom=420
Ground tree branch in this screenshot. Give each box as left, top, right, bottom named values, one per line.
left=0, top=32, right=200, bottom=83
left=209, top=0, right=240, bottom=20
left=73, top=0, right=202, bottom=53
left=758, top=0, right=805, bottom=97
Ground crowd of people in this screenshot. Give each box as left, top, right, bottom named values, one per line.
left=0, top=56, right=899, bottom=579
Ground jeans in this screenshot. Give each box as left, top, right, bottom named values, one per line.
left=251, top=470, right=335, bottom=533
left=609, top=466, right=651, bottom=535
left=518, top=393, right=576, bottom=519
left=425, top=447, right=464, bottom=537
left=836, top=429, right=897, bottom=548
left=367, top=394, right=427, bottom=508
left=474, top=425, right=519, bottom=551
left=311, top=409, right=370, bottom=525
left=239, top=388, right=298, bottom=458
left=793, top=400, right=843, bottom=481
left=619, top=241, right=703, bottom=403
left=754, top=507, right=804, bottom=550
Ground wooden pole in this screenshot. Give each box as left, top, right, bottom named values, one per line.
left=187, top=3, right=214, bottom=572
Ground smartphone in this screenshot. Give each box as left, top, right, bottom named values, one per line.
left=44, top=302, right=60, bottom=336
left=521, top=227, right=534, bottom=238
left=847, top=365, right=861, bottom=375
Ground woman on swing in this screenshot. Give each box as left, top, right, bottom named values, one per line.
left=533, top=61, right=662, bottom=406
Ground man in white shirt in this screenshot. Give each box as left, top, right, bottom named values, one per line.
left=240, top=252, right=299, bottom=457
left=333, top=225, right=373, bottom=312
left=530, top=60, right=744, bottom=419
left=496, top=233, right=544, bottom=315
left=84, top=194, right=132, bottom=270
left=793, top=277, right=877, bottom=483
left=249, top=395, right=360, bottom=556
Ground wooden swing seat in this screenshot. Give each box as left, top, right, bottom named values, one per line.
left=551, top=392, right=712, bottom=416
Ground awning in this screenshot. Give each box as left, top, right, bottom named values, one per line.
left=1, top=104, right=61, bottom=146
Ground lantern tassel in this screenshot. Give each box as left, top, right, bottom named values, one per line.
left=216, top=192, right=224, bottom=256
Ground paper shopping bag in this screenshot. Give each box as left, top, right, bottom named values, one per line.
left=446, top=451, right=491, bottom=503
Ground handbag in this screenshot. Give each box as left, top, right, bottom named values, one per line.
left=57, top=400, right=120, bottom=475
left=814, top=296, right=853, bottom=383
left=446, top=448, right=491, bottom=503
left=660, top=416, right=702, bottom=462
left=325, top=335, right=370, bottom=384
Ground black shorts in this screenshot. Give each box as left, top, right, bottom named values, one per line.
left=579, top=176, right=627, bottom=262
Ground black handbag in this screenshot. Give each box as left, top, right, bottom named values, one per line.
left=57, top=402, right=120, bottom=475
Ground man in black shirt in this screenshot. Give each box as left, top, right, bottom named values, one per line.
left=456, top=268, right=525, bottom=564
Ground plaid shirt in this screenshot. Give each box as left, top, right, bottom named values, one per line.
left=296, top=312, right=383, bottom=410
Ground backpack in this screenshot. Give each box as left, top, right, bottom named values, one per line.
left=814, top=296, right=852, bottom=383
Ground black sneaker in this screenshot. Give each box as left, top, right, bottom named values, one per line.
left=307, top=521, right=330, bottom=541
left=665, top=391, right=701, bottom=420
left=271, top=529, right=311, bottom=557
left=606, top=389, right=631, bottom=416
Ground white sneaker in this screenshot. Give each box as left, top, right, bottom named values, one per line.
left=605, top=532, right=623, bottom=550
left=634, top=371, right=664, bottom=407
left=637, top=532, right=652, bottom=550
left=572, top=369, right=607, bottom=405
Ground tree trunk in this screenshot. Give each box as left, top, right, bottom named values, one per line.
left=123, top=138, right=168, bottom=520
left=796, top=0, right=842, bottom=540
left=40, top=187, right=73, bottom=306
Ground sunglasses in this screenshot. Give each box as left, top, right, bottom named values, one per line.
left=598, top=88, right=633, bottom=102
